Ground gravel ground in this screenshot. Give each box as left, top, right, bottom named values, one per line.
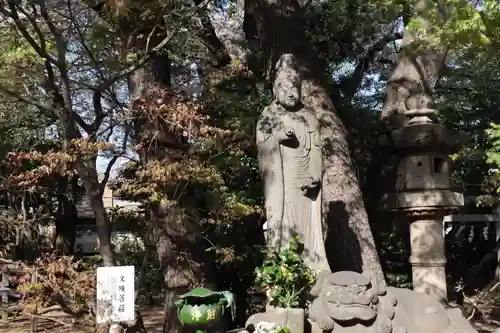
left=0, top=305, right=498, bottom=333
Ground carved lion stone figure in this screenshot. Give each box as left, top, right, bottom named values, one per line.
left=308, top=271, right=477, bottom=333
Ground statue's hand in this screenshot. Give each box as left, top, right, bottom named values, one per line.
left=310, top=177, right=320, bottom=187
left=300, top=183, right=308, bottom=195
left=301, top=177, right=321, bottom=195
left=278, top=128, right=296, bottom=143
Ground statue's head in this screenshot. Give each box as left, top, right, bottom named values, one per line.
left=310, top=271, right=400, bottom=333
left=274, top=70, right=301, bottom=109
left=319, top=271, right=379, bottom=322
left=273, top=54, right=302, bottom=109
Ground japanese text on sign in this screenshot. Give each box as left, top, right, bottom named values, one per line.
left=96, top=266, right=135, bottom=323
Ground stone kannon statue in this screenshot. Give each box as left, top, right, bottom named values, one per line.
left=308, top=271, right=478, bottom=333
left=256, top=54, right=329, bottom=271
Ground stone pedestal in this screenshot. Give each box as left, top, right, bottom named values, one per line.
left=380, top=109, right=466, bottom=303
left=245, top=307, right=304, bottom=333
left=383, top=191, right=463, bottom=302
left=408, top=216, right=448, bottom=301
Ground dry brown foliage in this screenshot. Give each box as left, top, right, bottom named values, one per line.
left=3, top=139, right=113, bottom=189
left=5, top=254, right=95, bottom=320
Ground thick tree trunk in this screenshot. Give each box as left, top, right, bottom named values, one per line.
left=127, top=34, right=216, bottom=333
left=244, top=0, right=385, bottom=281
left=85, top=1, right=223, bottom=330
left=153, top=206, right=215, bottom=333
left=131, top=81, right=216, bottom=333
left=304, top=80, right=385, bottom=281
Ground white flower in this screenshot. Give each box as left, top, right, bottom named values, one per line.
left=254, top=321, right=279, bottom=333
left=108, top=324, right=124, bottom=333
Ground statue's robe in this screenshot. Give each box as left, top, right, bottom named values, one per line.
left=256, top=102, right=330, bottom=271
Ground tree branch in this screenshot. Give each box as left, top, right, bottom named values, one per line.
left=39, top=2, right=91, bottom=135
left=0, top=86, right=56, bottom=115
left=193, top=0, right=231, bottom=67
left=97, top=0, right=213, bottom=90
left=66, top=0, right=106, bottom=82
left=100, top=122, right=131, bottom=192
left=43, top=60, right=90, bottom=135
left=2, top=2, right=91, bottom=136
left=342, top=32, right=403, bottom=103
left=1, top=1, right=57, bottom=64
left=15, top=4, right=48, bottom=53
left=92, top=89, right=105, bottom=134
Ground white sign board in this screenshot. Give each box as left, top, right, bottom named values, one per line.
left=96, top=266, right=135, bottom=324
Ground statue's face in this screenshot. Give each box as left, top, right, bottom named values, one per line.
left=276, top=81, right=301, bottom=108
left=323, top=284, right=377, bottom=322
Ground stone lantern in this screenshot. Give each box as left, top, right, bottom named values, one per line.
left=380, top=107, right=466, bottom=303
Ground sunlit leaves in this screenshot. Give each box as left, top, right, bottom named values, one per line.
left=404, top=0, right=500, bottom=53
left=485, top=123, right=500, bottom=167
left=0, top=22, right=45, bottom=91
left=437, top=0, right=492, bottom=48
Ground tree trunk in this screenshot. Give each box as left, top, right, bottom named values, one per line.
left=54, top=176, right=80, bottom=255
left=152, top=205, right=215, bottom=333
left=85, top=1, right=224, bottom=330
left=55, top=194, right=77, bottom=255
left=127, top=31, right=216, bottom=333
left=79, top=157, right=117, bottom=267
left=131, top=70, right=216, bottom=333
left=305, top=79, right=385, bottom=282
left=244, top=0, right=384, bottom=281
left=79, top=157, right=118, bottom=333
left=381, top=0, right=448, bottom=128
left=208, top=0, right=248, bottom=64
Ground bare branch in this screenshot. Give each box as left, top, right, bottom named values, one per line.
left=104, top=120, right=115, bottom=142
left=100, top=122, right=131, bottom=191
left=15, top=4, right=47, bottom=52
left=39, top=2, right=92, bottom=134
left=66, top=0, right=106, bottom=82
left=145, top=18, right=161, bottom=52
left=0, top=85, right=56, bottom=114
left=342, top=32, right=403, bottom=102
left=43, top=60, right=90, bottom=134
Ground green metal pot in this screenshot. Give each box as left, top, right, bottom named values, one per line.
left=175, top=287, right=235, bottom=333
